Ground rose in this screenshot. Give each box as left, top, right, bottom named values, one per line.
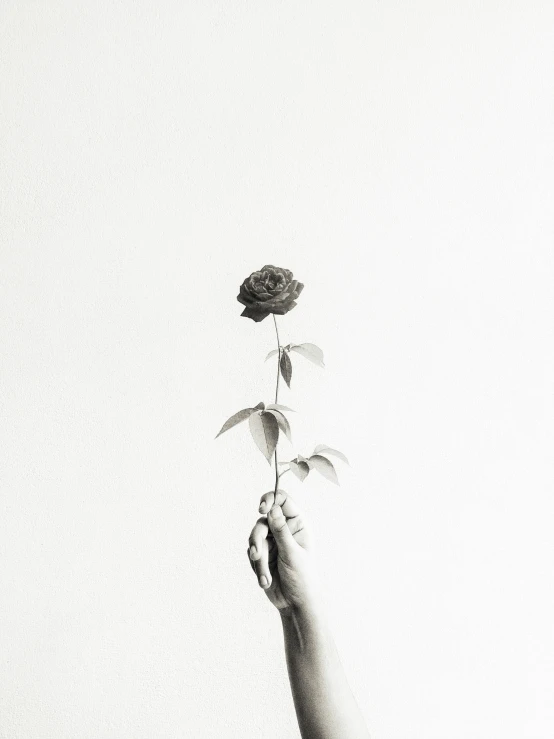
left=237, top=265, right=304, bottom=323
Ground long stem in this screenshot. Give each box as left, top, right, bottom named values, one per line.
left=273, top=314, right=281, bottom=496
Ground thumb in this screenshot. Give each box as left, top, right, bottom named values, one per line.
left=268, top=504, right=296, bottom=552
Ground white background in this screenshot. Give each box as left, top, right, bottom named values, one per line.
left=1, top=2, right=553, bottom=738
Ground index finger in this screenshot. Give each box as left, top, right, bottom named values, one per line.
left=259, top=490, right=301, bottom=519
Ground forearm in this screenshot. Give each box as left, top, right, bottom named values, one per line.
left=280, top=602, right=370, bottom=739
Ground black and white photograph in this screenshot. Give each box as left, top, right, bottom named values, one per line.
left=1, top=2, right=553, bottom=738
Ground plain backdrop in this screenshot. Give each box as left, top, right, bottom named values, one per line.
left=1, top=2, right=553, bottom=738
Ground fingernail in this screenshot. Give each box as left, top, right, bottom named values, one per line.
left=260, top=576, right=268, bottom=588
left=249, top=545, right=257, bottom=559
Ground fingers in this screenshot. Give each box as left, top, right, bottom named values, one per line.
left=267, top=503, right=296, bottom=550
left=258, top=490, right=275, bottom=514
left=249, top=492, right=303, bottom=590
left=248, top=518, right=272, bottom=589
left=259, top=489, right=301, bottom=519
left=246, top=545, right=272, bottom=590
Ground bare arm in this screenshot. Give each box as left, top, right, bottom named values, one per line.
left=248, top=491, right=370, bottom=739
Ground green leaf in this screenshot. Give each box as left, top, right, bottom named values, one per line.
left=290, top=343, right=325, bottom=368
left=215, top=408, right=256, bottom=438
left=308, top=454, right=339, bottom=485
left=266, top=403, right=295, bottom=413
left=289, top=459, right=310, bottom=482
left=312, top=444, right=349, bottom=465
left=265, top=409, right=292, bottom=442
left=280, top=351, right=292, bottom=388
left=248, top=411, right=279, bottom=463
left=265, top=349, right=279, bottom=362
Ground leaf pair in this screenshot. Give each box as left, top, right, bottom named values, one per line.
left=281, top=445, right=349, bottom=486
left=215, top=402, right=294, bottom=463
left=265, top=343, right=325, bottom=389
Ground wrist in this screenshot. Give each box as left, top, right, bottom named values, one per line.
left=279, top=597, right=327, bottom=629
left=279, top=599, right=331, bottom=657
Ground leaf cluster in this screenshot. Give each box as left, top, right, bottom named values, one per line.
left=265, top=343, right=325, bottom=389
left=280, top=445, right=349, bottom=486
left=215, top=402, right=293, bottom=464
left=216, top=338, right=348, bottom=485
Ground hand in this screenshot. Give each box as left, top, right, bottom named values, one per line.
left=247, top=489, right=320, bottom=612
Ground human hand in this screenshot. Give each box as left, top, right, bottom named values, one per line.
left=247, top=490, right=320, bottom=612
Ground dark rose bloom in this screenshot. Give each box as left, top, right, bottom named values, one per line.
left=237, top=265, right=304, bottom=322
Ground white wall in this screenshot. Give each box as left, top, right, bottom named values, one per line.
left=1, top=2, right=553, bottom=737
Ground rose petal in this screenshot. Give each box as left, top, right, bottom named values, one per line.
left=270, top=287, right=294, bottom=303
left=239, top=283, right=256, bottom=300
left=240, top=305, right=271, bottom=322
left=289, top=282, right=304, bottom=300
left=281, top=300, right=297, bottom=314
left=238, top=286, right=257, bottom=305
left=267, top=303, right=289, bottom=315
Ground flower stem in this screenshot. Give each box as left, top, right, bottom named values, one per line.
left=273, top=314, right=281, bottom=496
